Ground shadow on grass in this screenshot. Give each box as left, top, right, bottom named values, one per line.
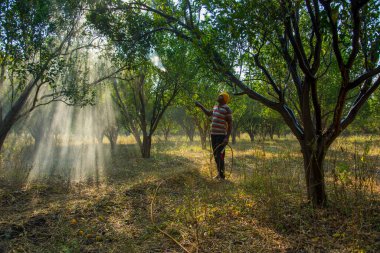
left=0, top=161, right=235, bottom=252
left=0, top=137, right=379, bottom=252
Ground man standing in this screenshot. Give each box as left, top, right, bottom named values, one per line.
left=195, top=92, right=233, bottom=179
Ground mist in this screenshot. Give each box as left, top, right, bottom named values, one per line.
left=16, top=86, right=118, bottom=185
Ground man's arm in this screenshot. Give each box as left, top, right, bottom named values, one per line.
left=195, top=101, right=212, bottom=116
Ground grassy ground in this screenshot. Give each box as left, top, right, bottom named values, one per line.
left=0, top=134, right=379, bottom=252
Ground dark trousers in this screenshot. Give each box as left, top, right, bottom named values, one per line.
left=211, top=134, right=226, bottom=179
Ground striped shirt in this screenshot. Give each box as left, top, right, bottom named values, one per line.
left=211, top=104, right=232, bottom=135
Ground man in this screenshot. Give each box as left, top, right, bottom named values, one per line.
left=195, top=92, right=233, bottom=179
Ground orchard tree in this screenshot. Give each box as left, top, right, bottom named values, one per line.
left=89, top=0, right=380, bottom=206
left=172, top=107, right=196, bottom=142
left=0, top=0, right=108, bottom=152
left=112, top=62, right=179, bottom=158
left=111, top=37, right=195, bottom=157
left=158, top=107, right=176, bottom=141
left=228, top=95, right=248, bottom=144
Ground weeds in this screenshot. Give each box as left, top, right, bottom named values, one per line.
left=0, top=134, right=379, bottom=252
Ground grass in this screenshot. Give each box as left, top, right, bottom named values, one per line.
left=0, top=134, right=379, bottom=252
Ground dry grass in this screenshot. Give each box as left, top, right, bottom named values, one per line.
left=0, top=134, right=379, bottom=252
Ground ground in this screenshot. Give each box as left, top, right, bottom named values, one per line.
left=0, top=134, right=379, bottom=252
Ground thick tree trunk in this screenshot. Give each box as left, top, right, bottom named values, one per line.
left=0, top=117, right=16, bottom=153
left=0, top=79, right=38, bottom=152
left=141, top=134, right=152, bottom=158
left=301, top=142, right=327, bottom=207
left=0, top=134, right=5, bottom=152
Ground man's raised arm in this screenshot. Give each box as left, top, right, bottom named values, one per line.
left=195, top=101, right=212, bottom=116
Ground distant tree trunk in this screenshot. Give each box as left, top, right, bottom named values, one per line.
left=231, top=121, right=239, bottom=144
left=163, top=128, right=170, bottom=141
left=30, top=129, right=45, bottom=150
left=141, top=134, right=152, bottom=158
left=97, top=133, right=104, bottom=145
left=183, top=124, right=195, bottom=142
left=186, top=128, right=195, bottom=142
left=231, top=131, right=237, bottom=144
left=104, top=126, right=119, bottom=151
left=261, top=128, right=267, bottom=141
left=199, top=131, right=207, bottom=150
left=195, top=119, right=209, bottom=150
left=131, top=129, right=142, bottom=148
left=268, top=125, right=274, bottom=140
left=247, top=130, right=255, bottom=142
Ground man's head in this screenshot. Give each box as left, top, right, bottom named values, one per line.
left=217, top=92, right=230, bottom=104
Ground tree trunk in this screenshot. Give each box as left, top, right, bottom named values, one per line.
left=164, top=129, right=170, bottom=141
left=97, top=133, right=104, bottom=145
left=141, top=134, right=152, bottom=158
left=0, top=64, right=5, bottom=130
left=188, top=130, right=194, bottom=142
left=185, top=127, right=195, bottom=142
left=200, top=132, right=207, bottom=150
left=232, top=127, right=238, bottom=144
left=247, top=131, right=255, bottom=142
left=301, top=141, right=327, bottom=207
left=231, top=121, right=239, bottom=144
left=269, top=126, right=274, bottom=140
left=0, top=117, right=16, bottom=153
left=0, top=79, right=38, bottom=152
left=0, top=134, right=5, bottom=152
left=32, top=134, right=43, bottom=150
left=109, top=139, right=115, bottom=151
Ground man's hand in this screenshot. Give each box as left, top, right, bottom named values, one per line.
left=195, top=101, right=212, bottom=116
left=222, top=137, right=229, bottom=145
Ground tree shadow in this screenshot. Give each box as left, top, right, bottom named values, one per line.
left=0, top=156, right=235, bottom=252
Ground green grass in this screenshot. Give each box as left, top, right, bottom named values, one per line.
left=0, top=134, right=379, bottom=252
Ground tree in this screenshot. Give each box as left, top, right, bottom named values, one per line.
left=158, top=108, right=176, bottom=141
left=172, top=107, right=196, bottom=142
left=89, top=0, right=380, bottom=206
left=97, top=87, right=120, bottom=151
left=228, top=96, right=247, bottom=144
left=0, top=0, right=98, bottom=152
left=240, top=101, right=265, bottom=142
left=112, top=53, right=184, bottom=158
